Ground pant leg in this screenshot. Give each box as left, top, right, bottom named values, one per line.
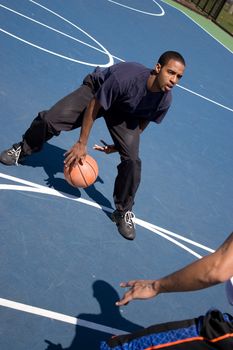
left=22, top=83, right=94, bottom=155
left=104, top=114, right=141, bottom=213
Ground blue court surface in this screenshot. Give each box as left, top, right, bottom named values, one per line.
left=0, top=1, right=233, bottom=349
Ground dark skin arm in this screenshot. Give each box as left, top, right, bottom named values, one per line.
left=64, top=97, right=101, bottom=167
left=116, top=232, right=233, bottom=306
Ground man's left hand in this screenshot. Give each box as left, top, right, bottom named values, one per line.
left=116, top=279, right=160, bottom=306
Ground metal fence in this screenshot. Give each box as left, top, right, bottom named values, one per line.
left=184, top=0, right=233, bottom=35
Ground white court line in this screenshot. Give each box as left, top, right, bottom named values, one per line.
left=0, top=171, right=215, bottom=332
left=0, top=1, right=232, bottom=112
left=177, top=84, right=233, bottom=112
left=136, top=220, right=203, bottom=259
left=136, top=218, right=214, bottom=257
left=0, top=4, right=108, bottom=54
left=30, top=0, right=233, bottom=112
left=29, top=0, right=123, bottom=63
left=0, top=298, right=127, bottom=335
left=0, top=172, right=214, bottom=258
left=0, top=180, right=211, bottom=259
left=107, top=0, right=165, bottom=16
left=30, top=1, right=233, bottom=112
left=147, top=222, right=214, bottom=253
left=0, top=2, right=114, bottom=67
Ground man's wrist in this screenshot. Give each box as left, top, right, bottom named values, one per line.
left=152, top=280, right=162, bottom=294
left=77, top=140, right=87, bottom=146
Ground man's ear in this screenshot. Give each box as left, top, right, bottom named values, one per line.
left=155, top=63, right=161, bottom=74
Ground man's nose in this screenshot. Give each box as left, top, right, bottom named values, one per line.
left=170, top=75, right=177, bottom=85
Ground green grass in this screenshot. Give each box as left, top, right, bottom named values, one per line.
left=216, top=6, right=233, bottom=36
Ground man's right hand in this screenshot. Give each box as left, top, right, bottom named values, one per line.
left=64, top=141, right=87, bottom=168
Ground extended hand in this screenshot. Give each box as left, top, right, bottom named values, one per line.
left=93, top=139, right=117, bottom=154
left=116, top=279, right=159, bottom=306
left=64, top=141, right=87, bottom=168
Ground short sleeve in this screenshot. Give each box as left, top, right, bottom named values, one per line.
left=95, top=74, right=121, bottom=111
left=151, top=92, right=172, bottom=123
left=152, top=107, right=170, bottom=124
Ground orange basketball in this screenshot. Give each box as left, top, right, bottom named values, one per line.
left=64, top=154, right=98, bottom=188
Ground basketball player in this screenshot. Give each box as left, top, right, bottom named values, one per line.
left=0, top=51, right=185, bottom=240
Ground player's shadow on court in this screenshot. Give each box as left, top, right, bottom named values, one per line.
left=23, top=142, right=114, bottom=213
left=44, top=280, right=142, bottom=350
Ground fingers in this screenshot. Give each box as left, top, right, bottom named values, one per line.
left=93, top=139, right=110, bottom=153
left=93, top=144, right=111, bottom=154
left=116, top=280, right=158, bottom=307
left=64, top=152, right=82, bottom=167
left=93, top=144, right=116, bottom=154
left=93, top=139, right=108, bottom=151
left=119, top=280, right=138, bottom=288
left=115, top=281, right=138, bottom=306
left=116, top=293, right=132, bottom=306
left=64, top=143, right=86, bottom=167
left=93, top=144, right=105, bottom=152
left=64, top=152, right=75, bottom=168
left=120, top=280, right=151, bottom=288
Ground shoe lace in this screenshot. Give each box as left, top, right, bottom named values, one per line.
left=7, top=146, right=22, bottom=166
left=124, top=211, right=135, bottom=228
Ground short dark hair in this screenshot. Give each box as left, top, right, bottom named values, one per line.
left=158, top=51, right=186, bottom=67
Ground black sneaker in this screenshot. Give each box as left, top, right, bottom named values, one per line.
left=111, top=210, right=136, bottom=240
left=0, top=143, right=24, bottom=166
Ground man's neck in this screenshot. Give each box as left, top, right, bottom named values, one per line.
left=147, top=72, right=160, bottom=92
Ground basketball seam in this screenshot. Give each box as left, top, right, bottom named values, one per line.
left=65, top=156, right=98, bottom=188
left=72, top=163, right=89, bottom=187
left=85, top=160, right=98, bottom=178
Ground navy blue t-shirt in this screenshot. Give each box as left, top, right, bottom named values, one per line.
left=91, top=62, right=172, bottom=123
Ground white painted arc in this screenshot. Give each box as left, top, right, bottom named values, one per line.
left=0, top=2, right=232, bottom=111
left=0, top=1, right=114, bottom=67
left=106, top=0, right=165, bottom=16
left=0, top=172, right=214, bottom=258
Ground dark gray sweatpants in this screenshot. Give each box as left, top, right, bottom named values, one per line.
left=21, top=75, right=142, bottom=213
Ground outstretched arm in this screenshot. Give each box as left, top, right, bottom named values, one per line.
left=64, top=97, right=101, bottom=167
left=116, top=232, right=233, bottom=306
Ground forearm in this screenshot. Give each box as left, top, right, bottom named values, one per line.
left=116, top=258, right=218, bottom=306
left=155, top=255, right=219, bottom=294
left=156, top=234, right=233, bottom=294
left=78, top=98, right=101, bottom=145
left=117, top=233, right=233, bottom=306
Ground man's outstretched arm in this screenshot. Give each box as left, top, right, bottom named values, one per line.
left=116, top=232, right=233, bottom=306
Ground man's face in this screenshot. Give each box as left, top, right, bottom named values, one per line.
left=154, top=59, right=185, bottom=92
